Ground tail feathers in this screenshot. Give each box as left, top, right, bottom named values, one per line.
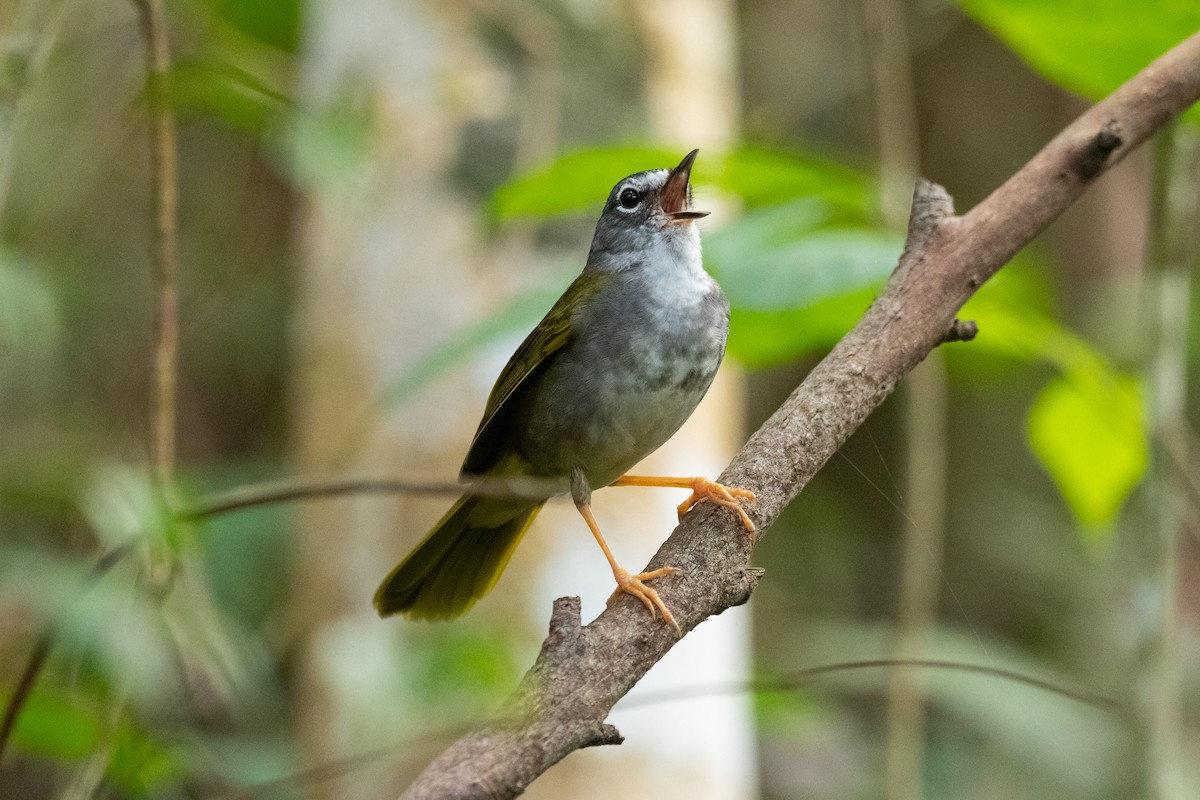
left=374, top=495, right=541, bottom=620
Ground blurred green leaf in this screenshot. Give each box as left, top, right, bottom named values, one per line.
left=193, top=464, right=294, bottom=625
left=490, top=145, right=873, bottom=221
left=106, top=719, right=183, bottom=793
left=159, top=561, right=273, bottom=719
left=963, top=289, right=1149, bottom=530
left=964, top=291, right=1106, bottom=375
left=718, top=147, right=872, bottom=212
left=287, top=104, right=375, bottom=191
left=706, top=202, right=900, bottom=311
left=170, top=58, right=292, bottom=132
left=955, top=0, right=1200, bottom=125
left=491, top=145, right=682, bottom=220
left=78, top=465, right=173, bottom=553
left=0, top=546, right=180, bottom=711
left=1026, top=374, right=1146, bottom=531
left=202, top=0, right=302, bottom=53
left=703, top=200, right=899, bottom=366
left=967, top=287, right=1135, bottom=396
left=403, top=624, right=524, bottom=715
left=10, top=690, right=103, bottom=760
left=728, top=288, right=877, bottom=368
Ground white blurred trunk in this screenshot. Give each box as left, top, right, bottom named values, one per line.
left=290, top=1, right=484, bottom=796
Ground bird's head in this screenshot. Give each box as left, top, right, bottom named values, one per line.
left=588, top=149, right=709, bottom=267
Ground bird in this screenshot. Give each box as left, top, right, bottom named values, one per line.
left=373, top=149, right=754, bottom=634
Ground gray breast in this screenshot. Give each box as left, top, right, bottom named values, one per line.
left=513, top=271, right=729, bottom=487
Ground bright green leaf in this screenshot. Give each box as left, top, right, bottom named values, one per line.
left=1026, top=374, right=1147, bottom=530
left=955, top=0, right=1200, bottom=125
left=169, top=58, right=292, bottom=132
left=203, top=0, right=303, bottom=53
left=718, top=147, right=872, bottom=212
left=9, top=690, right=104, bottom=760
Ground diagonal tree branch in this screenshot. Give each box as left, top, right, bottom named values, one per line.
left=398, top=30, right=1200, bottom=800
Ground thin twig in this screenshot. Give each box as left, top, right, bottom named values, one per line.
left=0, top=543, right=133, bottom=765
left=623, top=658, right=1121, bottom=715
left=131, top=0, right=179, bottom=485
left=177, top=474, right=569, bottom=520
left=211, top=656, right=1117, bottom=800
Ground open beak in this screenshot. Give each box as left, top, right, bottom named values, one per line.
left=661, top=148, right=709, bottom=222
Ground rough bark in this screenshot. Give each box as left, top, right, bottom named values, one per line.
left=398, top=31, right=1200, bottom=800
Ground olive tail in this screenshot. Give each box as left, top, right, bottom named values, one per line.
left=373, top=495, right=542, bottom=620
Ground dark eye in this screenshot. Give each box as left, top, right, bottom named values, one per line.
left=618, top=187, right=641, bottom=209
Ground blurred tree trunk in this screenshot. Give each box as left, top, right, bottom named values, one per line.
left=1136, top=125, right=1197, bottom=800
left=289, top=2, right=484, bottom=796
left=859, top=2, right=948, bottom=799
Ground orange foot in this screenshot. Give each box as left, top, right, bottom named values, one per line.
left=612, top=475, right=757, bottom=531
left=607, top=565, right=681, bottom=636
left=677, top=478, right=756, bottom=532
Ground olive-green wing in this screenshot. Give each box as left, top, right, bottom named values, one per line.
left=461, top=276, right=591, bottom=475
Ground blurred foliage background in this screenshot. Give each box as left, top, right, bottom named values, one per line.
left=1, top=0, right=1198, bottom=798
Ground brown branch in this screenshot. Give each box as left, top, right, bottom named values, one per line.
left=397, top=31, right=1200, bottom=800
left=131, top=0, right=179, bottom=485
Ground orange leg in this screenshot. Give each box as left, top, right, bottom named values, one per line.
left=612, top=475, right=756, bottom=531
left=575, top=502, right=681, bottom=636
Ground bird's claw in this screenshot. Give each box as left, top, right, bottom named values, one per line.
left=677, top=478, right=756, bottom=532
left=608, top=565, right=682, bottom=636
